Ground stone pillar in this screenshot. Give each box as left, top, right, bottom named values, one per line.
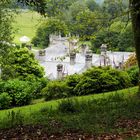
left=85, top=51, right=92, bottom=68
left=57, top=64, right=63, bottom=79
left=118, top=62, right=123, bottom=69
left=100, top=44, right=108, bottom=66
left=70, top=52, right=76, bottom=65
left=81, top=44, right=86, bottom=55
left=100, top=44, right=107, bottom=56
left=69, top=41, right=74, bottom=52
left=103, top=55, right=107, bottom=66
left=39, top=50, right=46, bottom=56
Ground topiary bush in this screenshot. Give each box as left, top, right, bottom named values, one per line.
left=0, top=92, right=12, bottom=109
left=42, top=80, right=69, bottom=101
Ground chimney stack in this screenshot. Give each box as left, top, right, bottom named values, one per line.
left=57, top=64, right=63, bottom=79
left=85, top=50, right=92, bottom=68
left=81, top=44, right=86, bottom=55
left=100, top=44, right=107, bottom=56
left=70, top=52, right=76, bottom=65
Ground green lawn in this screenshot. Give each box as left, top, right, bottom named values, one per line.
left=0, top=87, right=138, bottom=125
left=13, top=10, right=45, bottom=44
left=0, top=86, right=139, bottom=139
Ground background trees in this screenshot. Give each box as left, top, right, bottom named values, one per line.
left=32, top=18, right=68, bottom=48
left=0, top=0, right=15, bottom=58
left=30, top=0, right=133, bottom=53
left=91, top=22, right=133, bottom=52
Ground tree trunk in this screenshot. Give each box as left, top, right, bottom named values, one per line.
left=130, top=0, right=140, bottom=96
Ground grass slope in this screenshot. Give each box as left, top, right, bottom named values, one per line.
left=0, top=87, right=138, bottom=127
left=13, top=10, right=44, bottom=44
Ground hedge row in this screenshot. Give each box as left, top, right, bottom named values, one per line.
left=42, top=67, right=136, bottom=101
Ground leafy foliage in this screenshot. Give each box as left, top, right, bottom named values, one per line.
left=29, top=0, right=132, bottom=52
left=42, top=67, right=132, bottom=101
left=0, top=92, right=12, bottom=109
left=75, top=67, right=131, bottom=95
left=1, top=47, right=44, bottom=80
left=72, top=10, right=101, bottom=40
left=91, top=23, right=134, bottom=52
left=0, top=0, right=16, bottom=70
left=17, top=0, right=46, bottom=15
left=124, top=54, right=137, bottom=68
left=0, top=79, right=32, bottom=107
left=127, top=65, right=139, bottom=86
left=32, top=18, right=68, bottom=48
left=42, top=80, right=69, bottom=101
left=28, top=77, right=49, bottom=99
left=65, top=74, right=81, bottom=96
left=0, top=76, right=49, bottom=109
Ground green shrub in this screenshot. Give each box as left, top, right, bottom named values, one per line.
left=1, top=48, right=44, bottom=80
left=0, top=76, right=48, bottom=107
left=127, top=65, right=139, bottom=86
left=25, top=76, right=49, bottom=99
left=75, top=67, right=132, bottom=95
left=2, top=79, right=32, bottom=106
left=108, top=68, right=132, bottom=89
left=83, top=67, right=104, bottom=79
left=99, top=72, right=119, bottom=92
left=42, top=81, right=69, bottom=101
left=41, top=67, right=133, bottom=101
left=14, top=91, right=32, bottom=106
left=74, top=77, right=99, bottom=95
left=65, top=74, right=81, bottom=96
left=0, top=92, right=12, bottom=109
left=0, top=81, right=5, bottom=93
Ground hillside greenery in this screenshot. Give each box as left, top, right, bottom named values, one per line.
left=0, top=0, right=140, bottom=138
left=0, top=86, right=139, bottom=139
